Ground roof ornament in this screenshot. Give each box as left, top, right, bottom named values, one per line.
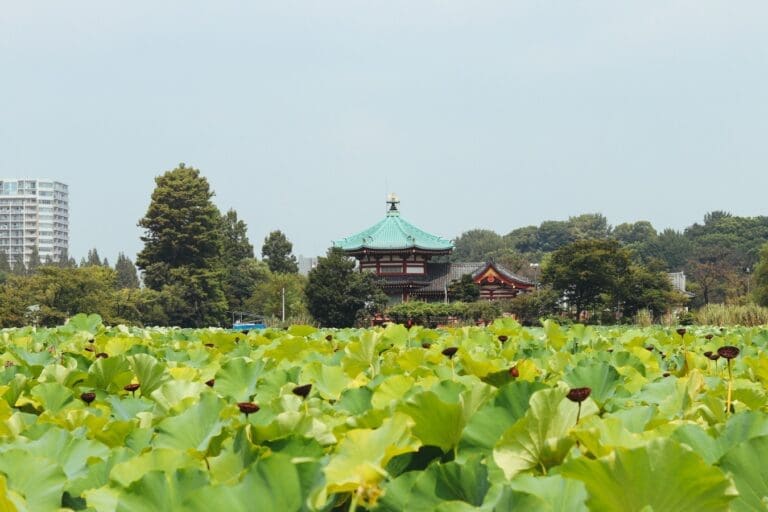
left=386, top=193, right=400, bottom=214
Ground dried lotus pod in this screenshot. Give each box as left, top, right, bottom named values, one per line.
left=292, top=384, right=312, bottom=399
left=566, top=387, right=592, bottom=403
left=717, top=346, right=740, bottom=360
left=237, top=402, right=260, bottom=417
left=441, top=347, right=458, bottom=359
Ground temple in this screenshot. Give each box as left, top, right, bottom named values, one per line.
left=333, top=195, right=535, bottom=303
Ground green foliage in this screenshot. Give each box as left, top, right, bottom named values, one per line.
left=385, top=301, right=504, bottom=325
left=27, top=245, right=41, bottom=274
left=136, top=164, right=227, bottom=326
left=753, top=242, right=768, bottom=307
left=507, top=288, right=560, bottom=326
left=620, top=260, right=679, bottom=318
left=0, top=266, right=118, bottom=327
left=542, top=239, right=630, bottom=319
left=85, top=248, right=104, bottom=267
left=220, top=209, right=254, bottom=267
left=115, top=252, right=140, bottom=289
left=305, top=248, right=386, bottom=327
left=261, top=230, right=298, bottom=274
left=224, top=258, right=271, bottom=312
left=157, top=267, right=228, bottom=328
left=136, top=163, right=224, bottom=290
left=451, top=229, right=506, bottom=261
left=245, top=272, right=307, bottom=319
left=447, top=274, right=480, bottom=303
left=561, top=438, right=736, bottom=511
left=0, top=250, right=10, bottom=273
left=0, top=322, right=765, bottom=509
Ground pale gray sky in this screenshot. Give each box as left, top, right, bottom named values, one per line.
left=1, top=1, right=766, bottom=263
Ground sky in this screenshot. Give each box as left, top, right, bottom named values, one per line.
left=1, top=1, right=767, bottom=263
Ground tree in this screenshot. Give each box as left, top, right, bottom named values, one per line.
left=137, top=163, right=224, bottom=289
left=85, top=248, right=103, bottom=267
left=686, top=240, right=739, bottom=305
left=246, top=272, right=308, bottom=320
left=0, top=251, right=10, bottom=273
left=505, top=226, right=540, bottom=254
left=537, top=221, right=573, bottom=252
left=448, top=274, right=480, bottom=302
left=619, top=260, right=679, bottom=318
left=27, top=246, right=41, bottom=274
left=136, top=163, right=227, bottom=326
left=305, top=248, right=386, bottom=327
left=650, top=229, right=693, bottom=271
left=113, top=287, right=168, bottom=326
left=753, top=243, right=768, bottom=307
left=568, top=213, right=611, bottom=240
left=507, top=287, right=560, bottom=326
left=56, top=248, right=77, bottom=269
left=156, top=266, right=228, bottom=328
left=115, top=253, right=140, bottom=289
left=451, top=229, right=505, bottom=261
left=221, top=209, right=254, bottom=266
left=0, top=266, right=118, bottom=327
left=542, top=239, right=630, bottom=320
left=261, top=230, right=298, bottom=274
left=220, top=210, right=259, bottom=311
left=11, top=257, right=25, bottom=276
left=224, top=258, right=271, bottom=311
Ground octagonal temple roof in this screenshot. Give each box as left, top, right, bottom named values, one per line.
left=333, top=194, right=454, bottom=252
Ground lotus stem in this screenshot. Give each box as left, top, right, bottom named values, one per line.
left=726, top=359, right=733, bottom=417
left=349, top=488, right=360, bottom=512
left=718, top=346, right=739, bottom=417
left=576, top=401, right=582, bottom=425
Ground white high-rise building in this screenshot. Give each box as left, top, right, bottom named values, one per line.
left=0, top=179, right=69, bottom=266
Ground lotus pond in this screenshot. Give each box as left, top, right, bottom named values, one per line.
left=2, top=314, right=768, bottom=511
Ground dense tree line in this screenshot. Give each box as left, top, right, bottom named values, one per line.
left=3, top=162, right=766, bottom=328
left=0, top=164, right=315, bottom=328
left=452, top=211, right=768, bottom=307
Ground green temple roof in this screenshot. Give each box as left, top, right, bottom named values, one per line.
left=333, top=195, right=454, bottom=252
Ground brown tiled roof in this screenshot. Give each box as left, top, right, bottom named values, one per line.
left=416, top=261, right=534, bottom=294
left=472, top=261, right=536, bottom=286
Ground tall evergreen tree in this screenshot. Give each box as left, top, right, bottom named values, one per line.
left=115, top=253, right=140, bottom=289
left=261, top=230, right=298, bottom=274
left=57, top=248, right=77, bottom=268
left=137, top=164, right=224, bottom=288
left=221, top=209, right=254, bottom=266
left=136, top=163, right=227, bottom=326
left=85, top=249, right=103, bottom=267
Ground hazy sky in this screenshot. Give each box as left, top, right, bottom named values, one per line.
left=2, top=1, right=767, bottom=263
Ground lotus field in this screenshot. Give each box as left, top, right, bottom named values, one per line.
left=2, top=314, right=768, bottom=511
